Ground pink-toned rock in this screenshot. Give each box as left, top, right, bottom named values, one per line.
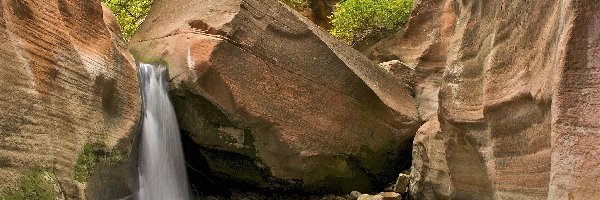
left=0, top=1, right=140, bottom=199
left=364, top=0, right=456, bottom=121
left=130, top=0, right=419, bottom=193
left=409, top=0, right=600, bottom=199
left=410, top=116, right=451, bottom=199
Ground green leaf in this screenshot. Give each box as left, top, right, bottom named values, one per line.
left=101, top=0, right=153, bottom=41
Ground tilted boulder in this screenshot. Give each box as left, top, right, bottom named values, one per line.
left=409, top=0, right=600, bottom=199
left=378, top=60, right=416, bottom=94
left=0, top=1, right=140, bottom=199
left=129, top=0, right=419, bottom=193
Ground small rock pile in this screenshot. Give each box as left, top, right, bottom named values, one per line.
left=348, top=172, right=410, bottom=200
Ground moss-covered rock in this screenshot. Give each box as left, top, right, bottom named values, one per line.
left=82, top=139, right=135, bottom=200
left=74, top=142, right=128, bottom=183
left=1, top=168, right=61, bottom=200
left=75, top=143, right=109, bottom=183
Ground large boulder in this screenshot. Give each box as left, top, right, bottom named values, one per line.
left=409, top=0, right=600, bottom=199
left=129, top=0, right=420, bottom=193
left=0, top=1, right=140, bottom=199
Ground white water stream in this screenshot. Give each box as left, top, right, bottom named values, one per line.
left=137, top=63, right=191, bottom=200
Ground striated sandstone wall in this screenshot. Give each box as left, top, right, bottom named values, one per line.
left=408, top=0, right=600, bottom=199
left=366, top=0, right=456, bottom=121
left=550, top=2, right=600, bottom=199
left=0, top=0, right=140, bottom=198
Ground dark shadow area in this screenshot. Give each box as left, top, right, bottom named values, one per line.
left=180, top=130, right=414, bottom=199
left=180, top=130, right=232, bottom=197
left=85, top=137, right=136, bottom=200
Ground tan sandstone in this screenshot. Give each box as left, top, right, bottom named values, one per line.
left=0, top=1, right=140, bottom=199
left=408, top=0, right=600, bottom=199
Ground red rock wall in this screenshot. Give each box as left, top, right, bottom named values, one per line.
left=0, top=0, right=140, bottom=198
left=366, top=0, right=456, bottom=121
left=409, top=0, right=600, bottom=199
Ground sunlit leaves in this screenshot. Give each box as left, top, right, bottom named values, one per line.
left=101, top=0, right=153, bottom=41
left=329, top=0, right=413, bottom=43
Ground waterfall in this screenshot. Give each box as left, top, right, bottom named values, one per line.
left=137, top=63, right=191, bottom=200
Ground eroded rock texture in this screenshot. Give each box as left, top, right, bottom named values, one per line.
left=363, top=0, right=456, bottom=121
left=0, top=1, right=140, bottom=198
left=129, top=0, right=419, bottom=193
left=550, top=2, right=600, bottom=199
left=409, top=0, right=600, bottom=199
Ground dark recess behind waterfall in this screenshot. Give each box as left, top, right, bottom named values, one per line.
left=179, top=131, right=414, bottom=198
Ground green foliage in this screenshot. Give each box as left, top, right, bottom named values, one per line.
left=102, top=0, right=153, bottom=41
left=280, top=0, right=306, bottom=7
left=74, top=142, right=127, bottom=183
left=330, top=0, right=413, bottom=43
left=280, top=0, right=310, bottom=10
left=74, top=143, right=108, bottom=183
left=1, top=168, right=58, bottom=200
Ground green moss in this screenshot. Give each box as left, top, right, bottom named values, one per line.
left=1, top=168, right=59, bottom=200
left=74, top=142, right=126, bottom=183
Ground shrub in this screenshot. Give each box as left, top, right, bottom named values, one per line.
left=102, top=0, right=153, bottom=41
left=329, top=0, right=413, bottom=43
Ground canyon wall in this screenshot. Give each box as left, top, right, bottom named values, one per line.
left=403, top=0, right=600, bottom=199
left=0, top=1, right=140, bottom=198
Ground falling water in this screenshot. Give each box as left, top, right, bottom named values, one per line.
left=137, top=63, right=191, bottom=200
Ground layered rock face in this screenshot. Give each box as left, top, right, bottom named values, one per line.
left=0, top=1, right=140, bottom=199
left=409, top=0, right=600, bottom=199
left=130, top=0, right=419, bottom=193
left=364, top=0, right=456, bottom=121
